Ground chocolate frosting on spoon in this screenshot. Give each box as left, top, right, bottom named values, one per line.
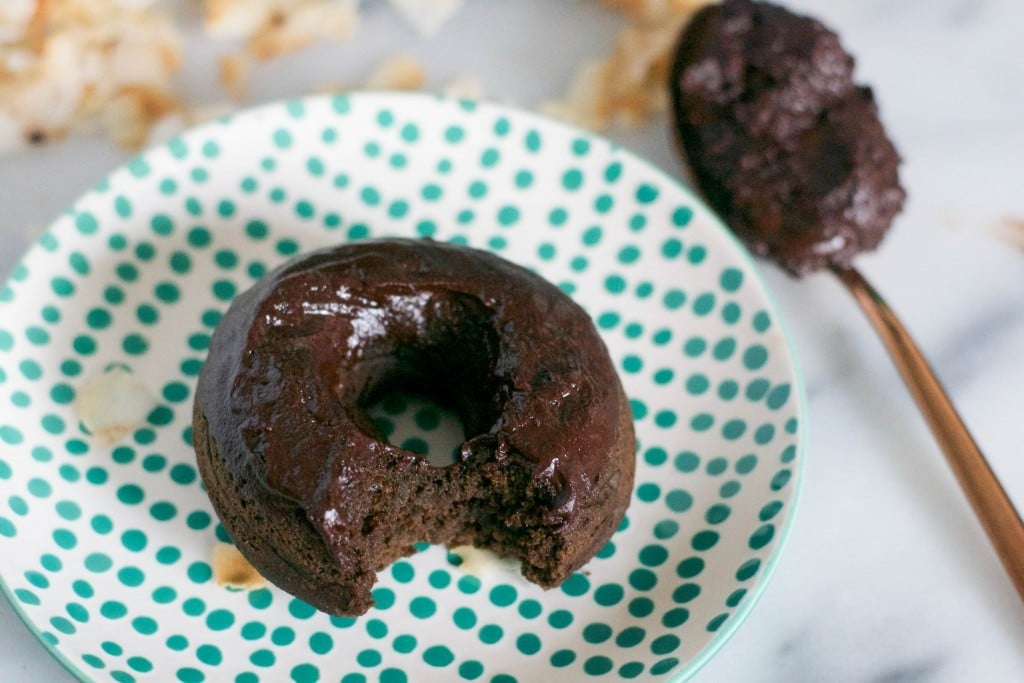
left=669, top=0, right=906, bottom=276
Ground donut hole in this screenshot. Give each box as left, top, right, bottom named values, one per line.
left=346, top=294, right=506, bottom=468
left=365, top=389, right=465, bottom=467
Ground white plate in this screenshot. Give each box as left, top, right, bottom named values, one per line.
left=0, top=93, right=805, bottom=682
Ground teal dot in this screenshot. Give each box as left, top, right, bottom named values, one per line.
left=707, top=614, right=729, bottom=632
left=562, top=169, right=583, bottom=190
left=722, top=419, right=746, bottom=440
left=273, top=129, right=292, bottom=148
left=424, top=645, right=455, bottom=666
left=478, top=624, right=502, bottom=644
left=560, top=573, right=589, bottom=597
left=68, top=252, right=90, bottom=275
left=480, top=148, right=500, bottom=167
left=750, top=524, right=775, bottom=549
left=309, top=631, right=333, bottom=654
left=605, top=275, right=626, bottom=294
left=356, top=649, right=381, bottom=667
left=41, top=554, right=62, bottom=571
left=720, top=267, right=744, bottom=291
left=693, top=292, right=716, bottom=315
left=653, top=518, right=680, bottom=541
left=197, top=644, right=222, bottom=666
left=85, top=552, right=113, bottom=573
left=665, top=489, right=692, bottom=512
left=85, top=466, right=107, bottom=484
left=489, top=584, right=516, bottom=607
left=497, top=206, right=519, bottom=226
left=24, top=324, right=50, bottom=345
left=28, top=478, right=51, bottom=497
left=76, top=212, right=99, bottom=234
left=622, top=355, right=642, bottom=373
left=114, top=196, right=133, bottom=218
left=746, top=378, right=770, bottom=400
left=636, top=183, right=659, bottom=203
left=736, top=558, right=762, bottom=582
left=664, top=289, right=686, bottom=309
left=639, top=544, right=669, bottom=567
left=410, top=596, right=436, bottom=618
left=272, top=626, right=296, bottom=645
left=753, top=311, right=772, bottom=332
left=630, top=399, right=648, bottom=420
left=516, top=633, right=541, bottom=655
left=51, top=277, right=75, bottom=296
left=744, top=344, right=769, bottom=370
left=457, top=574, right=481, bottom=595
left=217, top=199, right=236, bottom=218
left=152, top=586, right=176, bottom=603
left=754, top=423, right=776, bottom=444
left=759, top=500, right=783, bottom=521
left=444, top=125, right=465, bottom=143
left=714, top=337, right=737, bottom=360
left=618, top=245, right=640, bottom=264
left=155, top=281, right=180, bottom=302
left=662, top=238, right=684, bottom=259
left=584, top=656, right=613, bottom=676
left=166, top=635, right=188, bottom=651
left=629, top=214, right=647, bottom=231
left=19, top=359, right=42, bottom=380
left=655, top=411, right=677, bottom=428
left=767, top=384, right=792, bottom=409
left=182, top=597, right=205, bottom=616
left=187, top=227, right=211, bottom=248
left=380, top=670, right=406, bottom=683
left=0, top=426, right=22, bottom=446
left=55, top=501, right=81, bottom=520
left=582, top=226, right=602, bottom=246
left=525, top=129, right=541, bottom=151
left=688, top=245, right=707, bottom=264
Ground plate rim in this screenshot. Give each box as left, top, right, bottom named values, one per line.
left=0, top=91, right=809, bottom=683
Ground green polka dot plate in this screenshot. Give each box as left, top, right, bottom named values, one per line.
left=0, top=93, right=806, bottom=682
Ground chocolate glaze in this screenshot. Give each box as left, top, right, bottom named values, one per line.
left=195, top=238, right=625, bottom=598
left=670, top=0, right=906, bottom=276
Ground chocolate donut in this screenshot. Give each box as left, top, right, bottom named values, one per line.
left=193, top=238, right=635, bottom=616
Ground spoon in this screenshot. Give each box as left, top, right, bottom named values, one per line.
left=669, top=0, right=1024, bottom=600
left=832, top=265, right=1024, bottom=598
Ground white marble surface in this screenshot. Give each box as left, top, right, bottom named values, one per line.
left=2, top=1, right=1023, bottom=681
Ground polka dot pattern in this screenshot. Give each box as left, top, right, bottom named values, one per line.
left=0, top=94, right=803, bottom=683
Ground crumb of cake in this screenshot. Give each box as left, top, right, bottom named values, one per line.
left=213, top=543, right=268, bottom=589
left=0, top=0, right=182, bottom=154
left=993, top=216, right=1024, bottom=252
left=204, top=0, right=360, bottom=60
left=76, top=366, right=157, bottom=446
left=450, top=545, right=520, bottom=579
left=363, top=54, right=426, bottom=91
left=219, top=53, right=250, bottom=100
left=388, top=0, right=464, bottom=36
left=441, top=75, right=485, bottom=101
left=543, top=0, right=711, bottom=131
left=601, top=0, right=714, bottom=23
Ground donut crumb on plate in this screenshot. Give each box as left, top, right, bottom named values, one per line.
left=213, top=542, right=268, bottom=590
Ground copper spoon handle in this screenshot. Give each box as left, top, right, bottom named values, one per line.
left=832, top=265, right=1024, bottom=600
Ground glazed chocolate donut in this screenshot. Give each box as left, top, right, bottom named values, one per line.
left=193, top=238, right=635, bottom=616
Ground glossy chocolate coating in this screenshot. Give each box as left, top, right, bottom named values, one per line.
left=670, top=0, right=906, bottom=276
left=195, top=239, right=626, bottom=608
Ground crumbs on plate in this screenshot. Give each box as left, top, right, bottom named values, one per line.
left=0, top=0, right=711, bottom=154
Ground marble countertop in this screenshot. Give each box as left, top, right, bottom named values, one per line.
left=2, top=1, right=1023, bottom=680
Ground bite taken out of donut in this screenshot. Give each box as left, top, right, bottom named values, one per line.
left=193, top=238, right=636, bottom=616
